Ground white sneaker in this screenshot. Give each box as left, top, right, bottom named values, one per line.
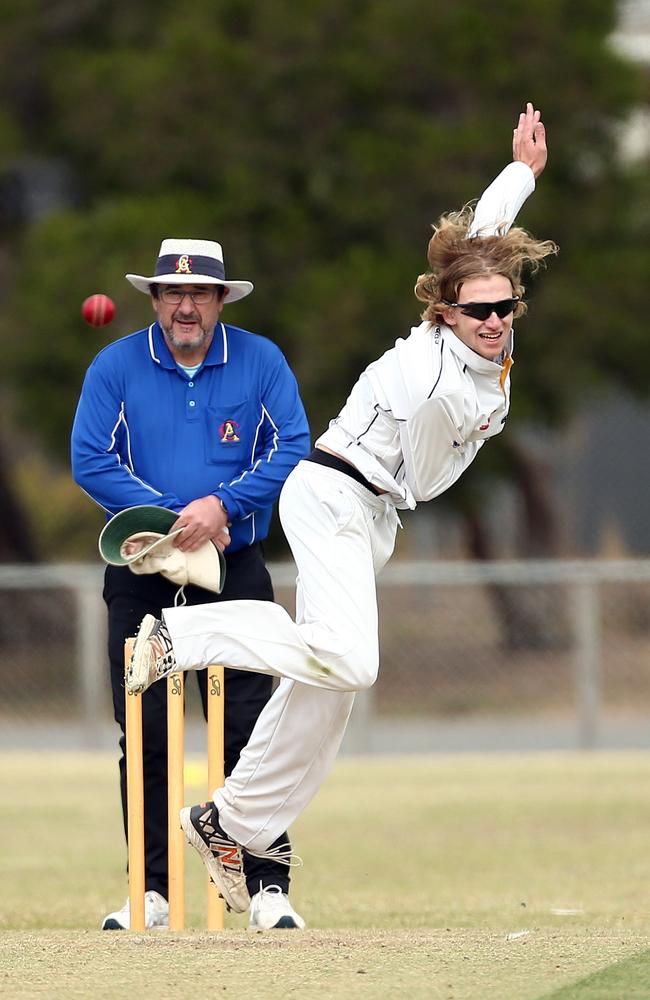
left=101, top=889, right=169, bottom=930
left=127, top=615, right=177, bottom=694
left=248, top=884, right=306, bottom=930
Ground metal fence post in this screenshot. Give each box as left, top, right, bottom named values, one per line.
left=573, top=578, right=601, bottom=749
left=342, top=689, right=375, bottom=753
left=75, top=583, right=107, bottom=749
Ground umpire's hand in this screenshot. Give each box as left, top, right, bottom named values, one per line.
left=173, top=496, right=232, bottom=553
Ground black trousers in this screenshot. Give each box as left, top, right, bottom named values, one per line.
left=105, top=542, right=291, bottom=898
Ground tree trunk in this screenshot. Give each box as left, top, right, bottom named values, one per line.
left=462, top=437, right=570, bottom=651
left=0, top=435, right=39, bottom=562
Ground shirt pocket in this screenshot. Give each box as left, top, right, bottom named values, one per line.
left=204, top=400, right=251, bottom=466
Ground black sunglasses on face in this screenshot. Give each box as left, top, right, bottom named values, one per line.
left=444, top=296, right=520, bottom=321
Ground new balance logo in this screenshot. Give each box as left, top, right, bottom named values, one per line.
left=197, top=808, right=243, bottom=872
left=216, top=843, right=241, bottom=868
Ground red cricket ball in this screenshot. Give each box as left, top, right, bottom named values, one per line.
left=82, top=293, right=116, bottom=327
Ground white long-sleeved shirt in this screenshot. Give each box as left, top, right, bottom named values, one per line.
left=316, top=160, right=535, bottom=509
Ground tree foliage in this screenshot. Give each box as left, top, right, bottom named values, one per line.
left=0, top=0, right=647, bottom=557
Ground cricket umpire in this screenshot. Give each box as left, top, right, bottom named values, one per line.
left=71, top=238, right=310, bottom=929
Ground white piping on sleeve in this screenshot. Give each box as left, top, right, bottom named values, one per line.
left=237, top=510, right=257, bottom=545
left=119, top=466, right=164, bottom=496
left=113, top=453, right=165, bottom=495
left=121, top=405, right=134, bottom=471
left=261, top=404, right=280, bottom=463
left=249, top=409, right=264, bottom=466
left=227, top=403, right=280, bottom=490
left=105, top=402, right=164, bottom=497
left=229, top=458, right=262, bottom=486
left=107, top=405, right=124, bottom=454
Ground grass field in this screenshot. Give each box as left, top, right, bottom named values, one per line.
left=2, top=751, right=650, bottom=999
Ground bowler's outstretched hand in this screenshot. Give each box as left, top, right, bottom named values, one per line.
left=513, top=101, right=547, bottom=178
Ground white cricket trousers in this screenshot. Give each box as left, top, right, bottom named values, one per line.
left=163, top=460, right=399, bottom=851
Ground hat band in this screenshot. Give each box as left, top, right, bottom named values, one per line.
left=155, top=254, right=226, bottom=280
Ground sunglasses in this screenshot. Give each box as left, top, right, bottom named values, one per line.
left=444, top=296, right=520, bottom=321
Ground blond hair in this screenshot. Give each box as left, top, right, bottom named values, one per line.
left=414, top=205, right=558, bottom=323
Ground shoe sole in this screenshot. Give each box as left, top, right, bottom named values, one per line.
left=250, top=916, right=303, bottom=931
left=101, top=919, right=169, bottom=931
left=179, top=807, right=250, bottom=914
left=273, top=916, right=302, bottom=929
left=126, top=614, right=157, bottom=694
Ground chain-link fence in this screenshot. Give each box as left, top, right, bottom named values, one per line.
left=1, top=560, right=650, bottom=753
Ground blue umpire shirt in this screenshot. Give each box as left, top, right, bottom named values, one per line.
left=71, top=321, right=311, bottom=553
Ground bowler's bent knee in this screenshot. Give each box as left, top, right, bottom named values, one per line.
left=332, top=647, right=378, bottom=691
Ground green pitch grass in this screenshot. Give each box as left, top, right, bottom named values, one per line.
left=1, top=751, right=650, bottom=999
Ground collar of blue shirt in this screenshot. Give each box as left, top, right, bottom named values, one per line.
left=149, top=321, right=228, bottom=370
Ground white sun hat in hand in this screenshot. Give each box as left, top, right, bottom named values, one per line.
left=99, top=504, right=225, bottom=594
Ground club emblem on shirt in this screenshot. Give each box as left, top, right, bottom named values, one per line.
left=175, top=255, right=192, bottom=274
left=220, top=420, right=240, bottom=443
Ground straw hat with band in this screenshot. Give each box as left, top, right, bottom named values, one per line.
left=125, top=238, right=253, bottom=303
